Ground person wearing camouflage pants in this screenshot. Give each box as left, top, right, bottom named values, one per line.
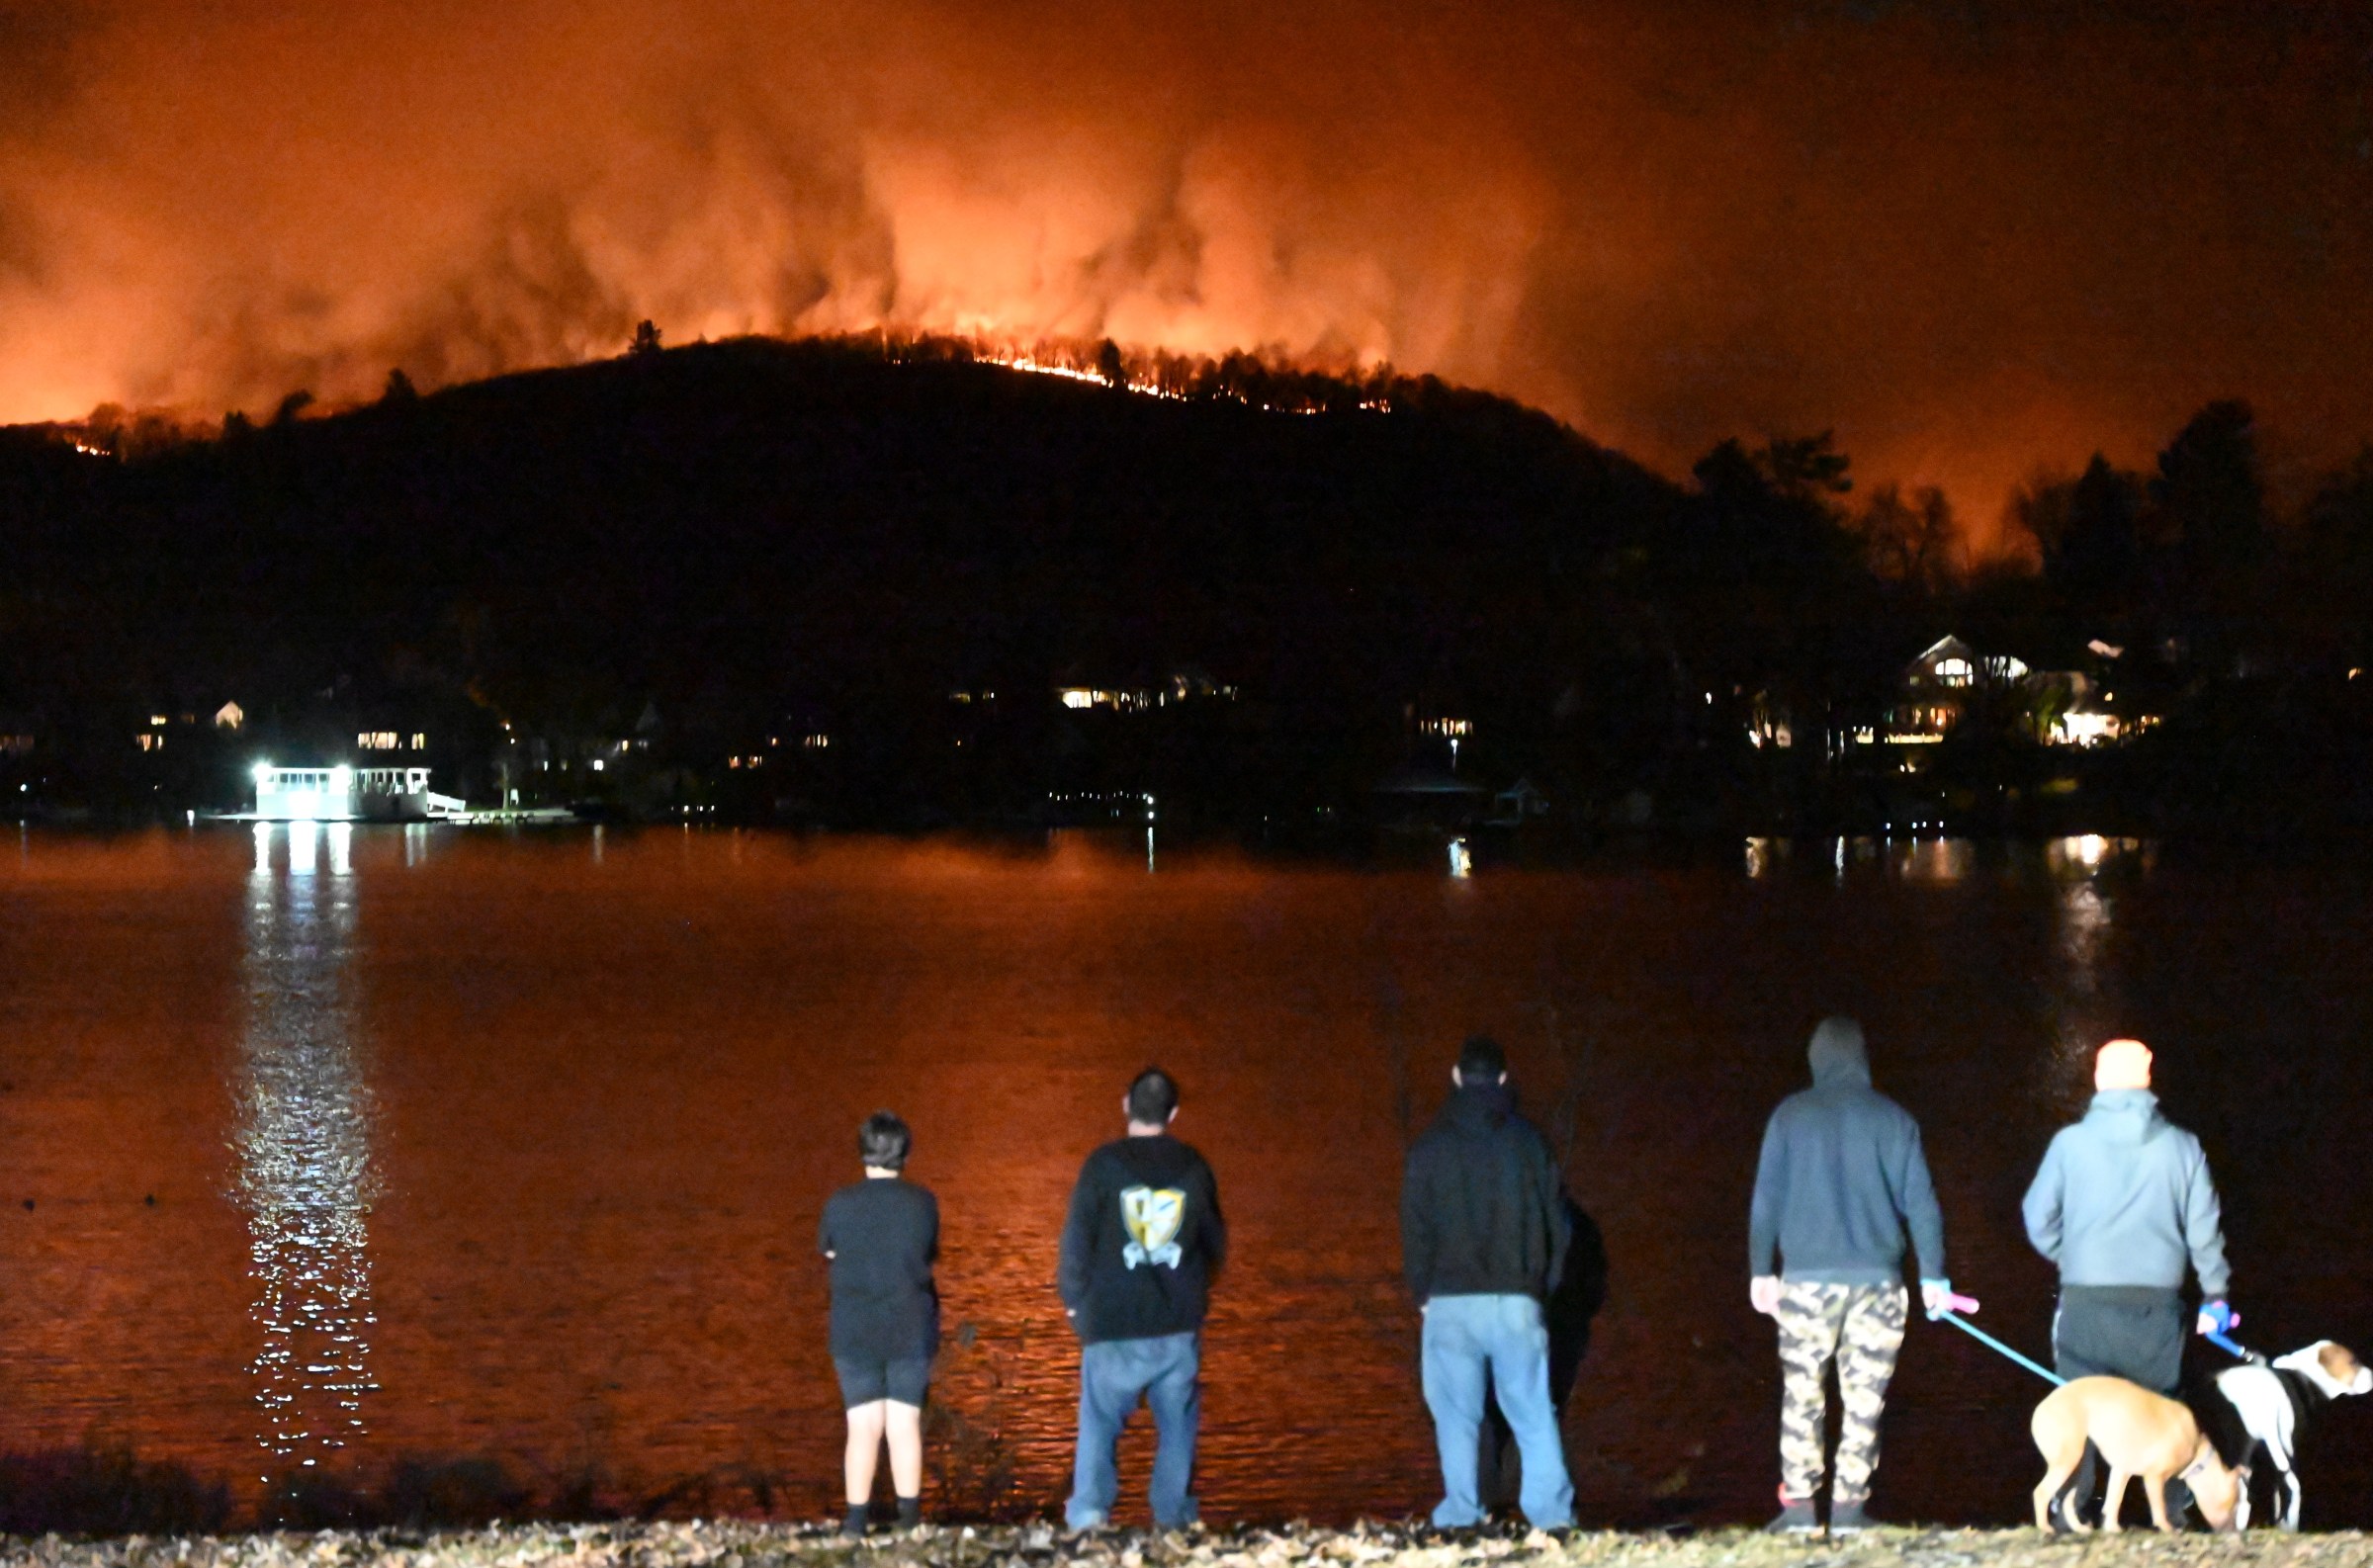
left=1749, top=1017, right=1948, bottom=1534
left=1775, top=1281, right=1909, bottom=1508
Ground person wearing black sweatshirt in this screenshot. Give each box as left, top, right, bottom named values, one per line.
left=1748, top=1016, right=1948, bottom=1536
left=1058, top=1068, right=1225, bottom=1530
left=819, top=1111, right=939, bottom=1537
left=1399, top=1034, right=1575, bottom=1530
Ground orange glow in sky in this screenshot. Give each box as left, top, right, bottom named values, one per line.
left=1, top=2, right=2368, bottom=553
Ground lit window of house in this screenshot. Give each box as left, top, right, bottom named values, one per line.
left=1419, top=717, right=1473, bottom=738
left=804, top=734, right=832, bottom=749
left=2054, top=711, right=2125, bottom=747
left=409, top=733, right=428, bottom=750
left=0, top=736, right=31, bottom=756
left=135, top=732, right=163, bottom=752
left=1059, top=688, right=1154, bottom=712
left=214, top=702, right=244, bottom=730
left=358, top=732, right=399, bottom=750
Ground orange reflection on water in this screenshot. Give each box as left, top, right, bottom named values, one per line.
left=1, top=827, right=2371, bottom=1528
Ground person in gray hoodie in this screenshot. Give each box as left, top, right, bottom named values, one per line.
left=2023, top=1037, right=2231, bottom=1526
left=1749, top=1016, right=1949, bottom=1536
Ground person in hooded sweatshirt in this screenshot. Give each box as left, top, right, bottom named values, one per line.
left=1058, top=1067, right=1226, bottom=1530
left=1748, top=1016, right=1948, bottom=1537
left=1400, top=1034, right=1575, bottom=1530
left=2023, top=1038, right=2231, bottom=1527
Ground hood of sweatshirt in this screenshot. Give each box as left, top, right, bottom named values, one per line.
left=1443, top=1080, right=1515, bottom=1133
left=2082, top=1088, right=2164, bottom=1142
left=1106, top=1133, right=1202, bottom=1184
left=1807, top=1016, right=1871, bottom=1088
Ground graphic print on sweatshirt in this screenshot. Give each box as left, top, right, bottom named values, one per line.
left=1121, top=1185, right=1186, bottom=1268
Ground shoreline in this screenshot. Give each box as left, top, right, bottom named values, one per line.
left=0, top=1521, right=2360, bottom=1568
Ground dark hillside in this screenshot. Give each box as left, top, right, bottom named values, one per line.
left=19, top=337, right=2353, bottom=838
left=0, top=336, right=1697, bottom=822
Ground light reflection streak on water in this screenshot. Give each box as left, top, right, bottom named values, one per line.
left=2048, top=835, right=2122, bottom=1091
left=1889, top=836, right=1972, bottom=884
left=237, top=822, right=378, bottom=1476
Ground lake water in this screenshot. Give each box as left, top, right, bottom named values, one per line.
left=1, top=825, right=2369, bottom=1529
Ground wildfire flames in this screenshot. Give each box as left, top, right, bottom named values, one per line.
left=1, top=2, right=2368, bottom=550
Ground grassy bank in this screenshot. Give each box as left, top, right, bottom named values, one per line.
left=0, top=1521, right=2360, bottom=1568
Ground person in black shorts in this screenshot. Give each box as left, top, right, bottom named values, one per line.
left=821, top=1110, right=939, bottom=1535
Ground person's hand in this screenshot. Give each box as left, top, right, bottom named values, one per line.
left=2197, top=1298, right=2238, bottom=1337
left=1920, top=1279, right=1953, bottom=1320
left=1750, top=1275, right=1783, bottom=1317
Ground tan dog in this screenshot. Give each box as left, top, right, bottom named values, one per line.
left=2032, top=1376, right=2245, bottom=1532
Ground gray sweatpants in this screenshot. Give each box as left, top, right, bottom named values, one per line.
left=2054, top=1286, right=2190, bottom=1524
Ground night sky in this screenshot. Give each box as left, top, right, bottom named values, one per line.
left=1, top=1, right=2367, bottom=549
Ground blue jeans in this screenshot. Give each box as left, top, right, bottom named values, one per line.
left=1422, top=1294, right=1574, bottom=1528
left=1067, top=1331, right=1200, bottom=1528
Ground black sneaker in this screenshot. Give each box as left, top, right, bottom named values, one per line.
left=1827, top=1498, right=1872, bottom=1535
left=1767, top=1495, right=1819, bottom=1534
left=840, top=1505, right=870, bottom=1539
left=2046, top=1493, right=2091, bottom=1534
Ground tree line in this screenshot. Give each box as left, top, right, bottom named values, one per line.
left=0, top=337, right=2367, bottom=837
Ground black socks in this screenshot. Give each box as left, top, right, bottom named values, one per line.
left=843, top=1499, right=919, bottom=1536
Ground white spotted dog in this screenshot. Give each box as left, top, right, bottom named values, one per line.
left=2207, top=1341, right=2370, bottom=1530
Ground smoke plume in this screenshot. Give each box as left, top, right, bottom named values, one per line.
left=2, top=1, right=2368, bottom=550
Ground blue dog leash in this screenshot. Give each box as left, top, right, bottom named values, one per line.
left=1932, top=1295, right=2066, bottom=1386
left=2205, top=1330, right=2264, bottom=1365
left=1936, top=1293, right=2259, bottom=1382
left=2199, top=1300, right=2266, bottom=1365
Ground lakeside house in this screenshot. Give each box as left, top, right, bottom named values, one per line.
left=1372, top=762, right=1487, bottom=830
left=1486, top=776, right=1550, bottom=827
left=1056, top=667, right=1243, bottom=713
left=1886, top=635, right=2146, bottom=750
left=251, top=763, right=458, bottom=822
left=1742, top=634, right=2153, bottom=764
